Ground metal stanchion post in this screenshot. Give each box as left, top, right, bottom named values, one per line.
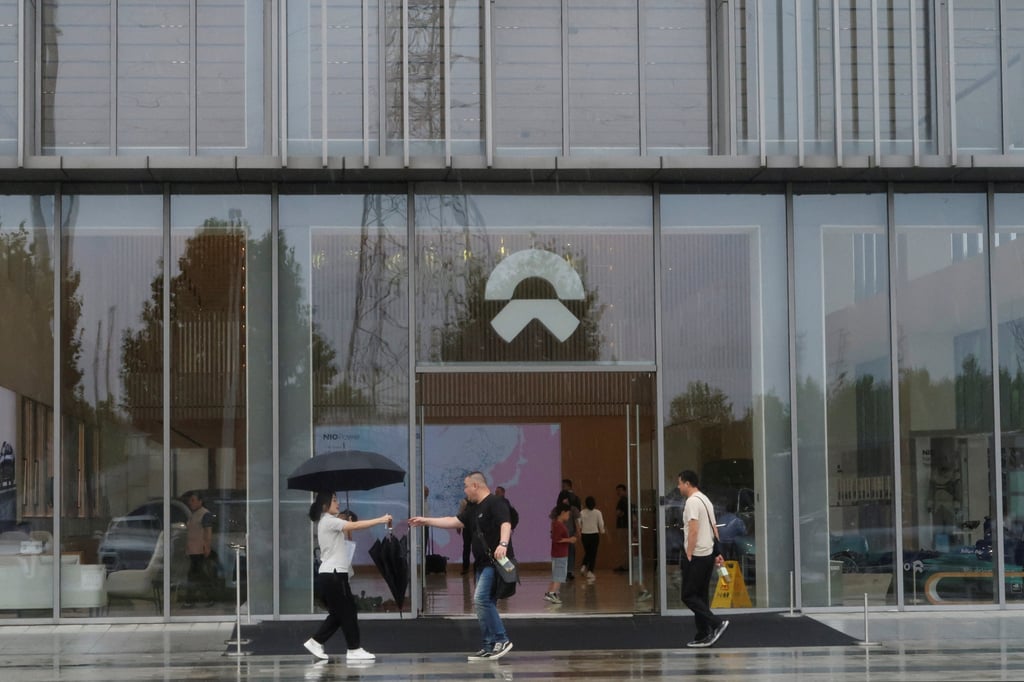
left=783, top=570, right=801, bottom=617
left=224, top=543, right=250, bottom=657
left=856, top=592, right=880, bottom=647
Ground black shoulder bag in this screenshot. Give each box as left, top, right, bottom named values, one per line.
left=475, top=524, right=519, bottom=598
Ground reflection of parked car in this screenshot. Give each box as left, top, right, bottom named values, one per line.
left=0, top=441, right=14, bottom=488
left=98, top=490, right=247, bottom=592
left=98, top=499, right=190, bottom=572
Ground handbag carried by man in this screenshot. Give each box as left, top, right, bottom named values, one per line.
left=475, top=526, right=519, bottom=598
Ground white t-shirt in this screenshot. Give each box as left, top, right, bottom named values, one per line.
left=579, top=508, right=605, bottom=534
left=682, top=491, right=717, bottom=557
left=317, top=514, right=356, bottom=574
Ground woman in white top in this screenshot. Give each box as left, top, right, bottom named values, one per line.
left=578, top=495, right=606, bottom=581
left=303, top=491, right=392, bottom=663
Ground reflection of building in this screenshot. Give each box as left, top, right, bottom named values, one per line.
left=0, top=2, right=1023, bottom=621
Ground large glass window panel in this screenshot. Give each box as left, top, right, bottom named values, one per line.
left=838, top=1, right=876, bottom=157
left=415, top=189, right=654, bottom=364
left=763, top=0, right=799, bottom=155
left=660, top=193, right=792, bottom=609
left=644, top=1, right=710, bottom=155
left=287, top=0, right=364, bottom=156
left=1007, top=6, right=1024, bottom=154
left=953, top=1, right=1002, bottom=154
left=407, top=0, right=443, bottom=155
left=279, top=192, right=409, bottom=614
left=449, top=0, right=484, bottom=156
left=42, top=0, right=113, bottom=155
left=196, top=0, right=266, bottom=154
left=567, top=1, right=639, bottom=155
left=492, top=1, right=562, bottom=156
left=0, top=195, right=55, bottom=617
left=993, top=194, right=1024, bottom=600
left=794, top=193, right=895, bottom=607
left=117, top=0, right=190, bottom=153
left=799, top=0, right=835, bottom=155
left=0, top=2, right=19, bottom=155
left=734, top=0, right=761, bottom=155
left=168, top=194, right=266, bottom=614
left=60, top=193, right=163, bottom=616
left=895, top=193, right=995, bottom=606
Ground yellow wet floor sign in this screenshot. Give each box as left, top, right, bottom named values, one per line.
left=711, top=561, right=752, bottom=608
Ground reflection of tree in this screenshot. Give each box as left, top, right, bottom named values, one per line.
left=0, top=219, right=59, bottom=405
left=668, top=381, right=733, bottom=427
left=666, top=380, right=788, bottom=463
left=120, top=219, right=340, bottom=435
left=417, top=196, right=604, bottom=361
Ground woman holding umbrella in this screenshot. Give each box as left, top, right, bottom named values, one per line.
left=304, top=491, right=392, bottom=663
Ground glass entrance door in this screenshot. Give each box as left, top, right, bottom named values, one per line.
left=414, top=370, right=658, bottom=615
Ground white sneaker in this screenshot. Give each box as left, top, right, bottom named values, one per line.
left=346, top=647, right=376, bottom=662
left=303, top=638, right=328, bottom=660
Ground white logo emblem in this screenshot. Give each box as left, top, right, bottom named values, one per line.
left=484, top=249, right=584, bottom=342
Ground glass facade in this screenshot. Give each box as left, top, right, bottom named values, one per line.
left=1, top=0, right=1024, bottom=625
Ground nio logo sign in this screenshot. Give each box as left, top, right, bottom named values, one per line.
left=484, top=248, right=584, bottom=342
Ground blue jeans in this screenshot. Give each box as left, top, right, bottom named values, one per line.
left=473, top=565, right=508, bottom=648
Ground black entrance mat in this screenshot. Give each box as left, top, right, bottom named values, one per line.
left=233, top=613, right=856, bottom=655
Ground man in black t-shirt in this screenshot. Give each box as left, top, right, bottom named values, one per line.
left=409, top=472, right=513, bottom=661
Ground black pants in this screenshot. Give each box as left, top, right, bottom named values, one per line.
left=581, top=533, right=600, bottom=572
left=312, top=571, right=361, bottom=649
left=680, top=553, right=722, bottom=639
left=187, top=554, right=214, bottom=602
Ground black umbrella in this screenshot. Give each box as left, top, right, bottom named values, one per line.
left=287, top=449, right=406, bottom=505
left=368, top=525, right=408, bottom=611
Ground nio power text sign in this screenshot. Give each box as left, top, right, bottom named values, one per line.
left=484, top=248, right=584, bottom=342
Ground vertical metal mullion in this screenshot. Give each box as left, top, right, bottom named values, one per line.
left=637, top=0, right=645, bottom=156
left=16, top=0, right=23, bottom=164
left=377, top=0, right=386, bottom=157
left=443, top=0, right=450, bottom=165
left=561, top=0, right=569, bottom=156
left=190, top=0, right=197, bottom=155
left=280, top=0, right=289, bottom=163
left=652, top=185, right=665, bottom=608
left=111, top=0, right=118, bottom=154
left=729, top=0, right=738, bottom=156
left=832, top=0, right=842, bottom=165
left=52, top=187, right=62, bottom=620
left=362, top=0, right=369, bottom=165
left=795, top=0, right=804, bottom=165
left=886, top=183, right=906, bottom=607
left=709, top=0, right=720, bottom=153
left=271, top=187, right=280, bottom=615
left=271, top=0, right=280, bottom=158
left=406, top=185, right=418, bottom=616
left=757, top=0, right=766, bottom=165
left=948, top=0, right=958, bottom=165
left=785, top=184, right=802, bottom=609
left=909, top=0, right=920, bottom=165
left=483, top=0, right=493, bottom=166
left=871, top=0, right=880, bottom=163
left=987, top=184, right=1005, bottom=605
left=402, top=0, right=409, bottom=165
left=321, top=0, right=328, bottom=166
left=999, top=0, right=1008, bottom=155
left=162, top=186, right=172, bottom=617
